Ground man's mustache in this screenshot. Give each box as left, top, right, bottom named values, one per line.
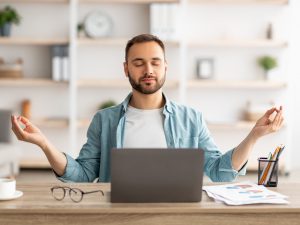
left=140, top=74, right=157, bottom=80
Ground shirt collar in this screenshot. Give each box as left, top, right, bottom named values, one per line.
left=121, top=92, right=173, bottom=114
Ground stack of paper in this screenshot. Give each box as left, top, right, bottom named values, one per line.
left=203, top=181, right=289, bottom=205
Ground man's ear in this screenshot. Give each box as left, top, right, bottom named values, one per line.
left=164, top=59, right=168, bottom=73
left=123, top=62, right=129, bottom=77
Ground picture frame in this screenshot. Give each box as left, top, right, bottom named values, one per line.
left=196, top=58, right=214, bottom=79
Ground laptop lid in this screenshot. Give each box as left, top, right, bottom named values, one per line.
left=111, top=148, right=204, bottom=203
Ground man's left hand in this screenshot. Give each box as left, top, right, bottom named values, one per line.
left=251, top=106, right=284, bottom=139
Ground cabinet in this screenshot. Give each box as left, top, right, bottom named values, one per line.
left=0, top=0, right=290, bottom=171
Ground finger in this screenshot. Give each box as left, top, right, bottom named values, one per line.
left=272, top=110, right=283, bottom=130
left=11, top=115, right=24, bottom=140
left=19, top=116, right=31, bottom=125
left=278, top=116, right=284, bottom=128
left=12, top=116, right=27, bottom=139
left=11, top=115, right=19, bottom=128
left=11, top=123, right=23, bottom=140
left=264, top=107, right=277, bottom=117
left=10, top=115, right=14, bottom=125
left=12, top=127, right=23, bottom=140
left=11, top=115, right=20, bottom=130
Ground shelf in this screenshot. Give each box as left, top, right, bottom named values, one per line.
left=207, top=121, right=255, bottom=130
left=208, top=120, right=287, bottom=130
left=79, top=0, right=180, bottom=3
left=188, top=39, right=287, bottom=48
left=77, top=119, right=91, bottom=128
left=0, top=78, right=68, bottom=87
left=0, top=0, right=69, bottom=3
left=20, top=158, right=51, bottom=169
left=33, top=118, right=69, bottom=128
left=78, top=37, right=180, bottom=47
left=187, top=80, right=287, bottom=89
left=77, top=78, right=179, bottom=88
left=188, top=0, right=289, bottom=5
left=0, top=37, right=69, bottom=46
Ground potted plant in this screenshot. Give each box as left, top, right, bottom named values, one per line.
left=0, top=6, right=21, bottom=37
left=77, top=22, right=85, bottom=38
left=98, top=100, right=116, bottom=110
left=258, top=56, right=278, bottom=80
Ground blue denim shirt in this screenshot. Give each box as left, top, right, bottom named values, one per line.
left=58, top=93, right=246, bottom=183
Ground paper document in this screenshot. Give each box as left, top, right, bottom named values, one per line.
left=203, top=181, right=289, bottom=205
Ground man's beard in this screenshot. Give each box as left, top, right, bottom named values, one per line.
left=128, top=72, right=166, bottom=95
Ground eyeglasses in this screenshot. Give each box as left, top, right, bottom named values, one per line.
left=51, top=186, right=104, bottom=203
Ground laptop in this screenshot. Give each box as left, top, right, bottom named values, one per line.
left=110, top=148, right=204, bottom=203
left=0, top=110, right=12, bottom=143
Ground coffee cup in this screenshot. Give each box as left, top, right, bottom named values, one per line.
left=0, top=178, right=16, bottom=198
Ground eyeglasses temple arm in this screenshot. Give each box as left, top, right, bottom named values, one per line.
left=84, top=190, right=104, bottom=195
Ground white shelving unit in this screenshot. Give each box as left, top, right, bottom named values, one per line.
left=0, top=37, right=69, bottom=45
left=182, top=0, right=290, bottom=172
left=187, top=80, right=287, bottom=89
left=188, top=0, right=288, bottom=4
left=0, top=0, right=291, bottom=170
left=0, top=78, right=68, bottom=87
left=188, top=39, right=288, bottom=48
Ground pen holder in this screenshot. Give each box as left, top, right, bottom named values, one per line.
left=258, top=157, right=279, bottom=187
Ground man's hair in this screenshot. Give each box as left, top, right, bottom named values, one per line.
left=125, top=34, right=165, bottom=62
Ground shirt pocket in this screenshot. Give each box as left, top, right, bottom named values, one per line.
left=178, top=137, right=199, bottom=148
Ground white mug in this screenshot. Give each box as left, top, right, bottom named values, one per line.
left=0, top=178, right=16, bottom=198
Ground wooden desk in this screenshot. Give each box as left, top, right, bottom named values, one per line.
left=0, top=182, right=299, bottom=225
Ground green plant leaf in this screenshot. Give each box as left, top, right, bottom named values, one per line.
left=0, top=5, right=21, bottom=26
left=258, top=56, right=278, bottom=71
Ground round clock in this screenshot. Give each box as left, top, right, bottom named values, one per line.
left=84, top=11, right=113, bottom=38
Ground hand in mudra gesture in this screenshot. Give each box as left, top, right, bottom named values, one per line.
left=252, top=106, right=284, bottom=138
left=11, top=115, right=47, bottom=149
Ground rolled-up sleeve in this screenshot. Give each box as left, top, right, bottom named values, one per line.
left=198, top=113, right=247, bottom=182
left=56, top=114, right=101, bottom=183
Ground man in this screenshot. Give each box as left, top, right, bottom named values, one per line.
left=11, top=34, right=284, bottom=183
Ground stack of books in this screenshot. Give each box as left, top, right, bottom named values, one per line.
left=150, top=3, right=179, bottom=41
left=51, top=45, right=69, bottom=82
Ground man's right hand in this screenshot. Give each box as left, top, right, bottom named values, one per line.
left=11, top=115, right=48, bottom=149
left=11, top=115, right=68, bottom=176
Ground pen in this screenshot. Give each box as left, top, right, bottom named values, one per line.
left=259, top=145, right=281, bottom=185
left=264, top=145, right=285, bottom=185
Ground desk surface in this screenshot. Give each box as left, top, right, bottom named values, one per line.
left=0, top=182, right=299, bottom=225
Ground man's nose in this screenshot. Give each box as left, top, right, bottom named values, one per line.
left=144, top=63, right=153, bottom=75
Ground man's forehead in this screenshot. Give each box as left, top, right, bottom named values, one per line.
left=127, top=42, right=164, bottom=59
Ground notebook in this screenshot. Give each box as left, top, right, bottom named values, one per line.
left=110, top=148, right=204, bottom=203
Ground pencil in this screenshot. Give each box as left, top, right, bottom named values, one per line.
left=258, top=146, right=281, bottom=185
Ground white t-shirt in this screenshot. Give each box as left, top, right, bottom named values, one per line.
left=123, top=105, right=167, bottom=148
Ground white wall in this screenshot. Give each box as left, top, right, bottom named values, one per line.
left=1, top=1, right=300, bottom=171
left=287, top=0, right=300, bottom=170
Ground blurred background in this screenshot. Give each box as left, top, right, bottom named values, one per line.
left=0, top=0, right=299, bottom=181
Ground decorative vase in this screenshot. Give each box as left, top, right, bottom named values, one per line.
left=264, top=69, right=278, bottom=81
left=264, top=70, right=270, bottom=80
left=2, top=23, right=12, bottom=37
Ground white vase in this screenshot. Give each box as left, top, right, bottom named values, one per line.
left=264, top=69, right=278, bottom=81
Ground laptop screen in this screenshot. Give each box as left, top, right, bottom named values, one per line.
left=111, top=148, right=204, bottom=203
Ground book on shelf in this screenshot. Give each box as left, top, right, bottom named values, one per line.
left=150, top=3, right=179, bottom=41
left=51, top=45, right=69, bottom=82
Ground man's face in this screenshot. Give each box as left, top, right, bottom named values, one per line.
left=124, top=41, right=167, bottom=95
